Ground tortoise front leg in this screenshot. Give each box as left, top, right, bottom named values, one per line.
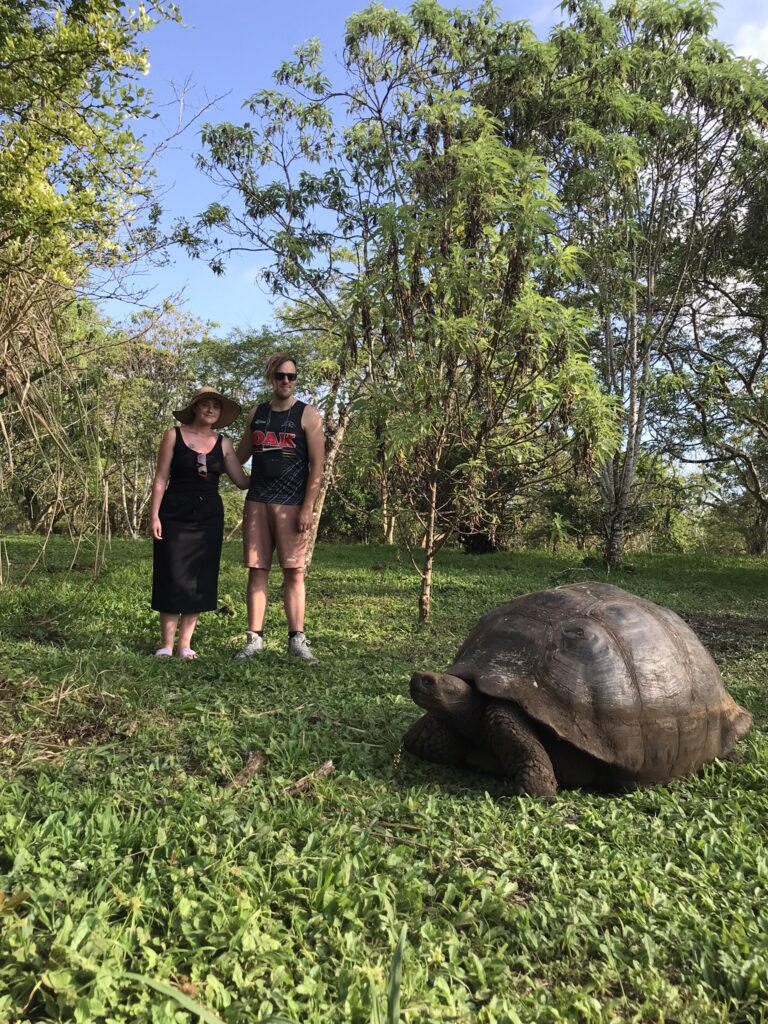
left=484, top=700, right=558, bottom=797
left=403, top=713, right=466, bottom=768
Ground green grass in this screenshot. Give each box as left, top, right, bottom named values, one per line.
left=1, top=539, right=767, bottom=1023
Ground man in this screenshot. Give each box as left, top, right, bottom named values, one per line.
left=234, top=353, right=325, bottom=663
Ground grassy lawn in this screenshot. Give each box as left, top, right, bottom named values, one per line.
left=1, top=538, right=767, bottom=1023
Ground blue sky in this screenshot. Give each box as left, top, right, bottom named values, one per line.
left=112, top=0, right=768, bottom=335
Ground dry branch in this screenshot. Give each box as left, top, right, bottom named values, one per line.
left=282, top=758, right=334, bottom=796
left=225, top=750, right=268, bottom=789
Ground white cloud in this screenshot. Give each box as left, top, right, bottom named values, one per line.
left=733, top=21, right=768, bottom=62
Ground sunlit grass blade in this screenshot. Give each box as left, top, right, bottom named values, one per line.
left=123, top=972, right=227, bottom=1024
left=386, top=925, right=407, bottom=1023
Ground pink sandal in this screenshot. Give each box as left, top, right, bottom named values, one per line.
left=178, top=648, right=198, bottom=660
left=154, top=647, right=173, bottom=657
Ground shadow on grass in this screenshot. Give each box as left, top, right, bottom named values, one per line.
left=681, top=612, right=768, bottom=661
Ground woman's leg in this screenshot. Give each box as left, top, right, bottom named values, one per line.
left=177, top=613, right=199, bottom=653
left=159, top=613, right=178, bottom=651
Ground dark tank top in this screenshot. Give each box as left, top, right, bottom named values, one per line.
left=246, top=400, right=308, bottom=506
left=166, top=427, right=225, bottom=496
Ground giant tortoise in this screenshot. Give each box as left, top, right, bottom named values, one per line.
left=403, top=582, right=751, bottom=796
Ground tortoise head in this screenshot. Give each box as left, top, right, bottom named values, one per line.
left=409, top=671, right=476, bottom=715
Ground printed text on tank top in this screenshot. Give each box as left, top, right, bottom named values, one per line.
left=251, top=400, right=298, bottom=452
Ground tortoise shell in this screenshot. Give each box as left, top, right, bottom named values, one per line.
left=445, top=582, right=751, bottom=783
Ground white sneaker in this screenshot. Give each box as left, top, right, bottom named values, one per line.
left=234, top=631, right=264, bottom=659
left=288, top=632, right=318, bottom=664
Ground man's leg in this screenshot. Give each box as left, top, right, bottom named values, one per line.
left=283, top=567, right=305, bottom=631
left=236, top=500, right=273, bottom=659
left=274, top=505, right=317, bottom=663
left=233, top=567, right=269, bottom=658
left=283, top=569, right=317, bottom=663
left=246, top=568, right=270, bottom=631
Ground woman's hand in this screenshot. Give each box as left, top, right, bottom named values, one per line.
left=150, top=515, right=162, bottom=541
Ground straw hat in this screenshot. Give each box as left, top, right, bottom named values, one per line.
left=173, top=387, right=242, bottom=428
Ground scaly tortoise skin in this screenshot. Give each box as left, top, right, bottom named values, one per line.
left=403, top=582, right=752, bottom=796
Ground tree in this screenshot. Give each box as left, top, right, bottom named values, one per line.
left=654, top=123, right=768, bottom=557
left=0, top=1, right=188, bottom=564
left=482, top=0, right=768, bottom=567
left=0, top=0, right=180, bottom=286
left=659, top=280, right=768, bottom=555
left=182, top=1, right=616, bottom=618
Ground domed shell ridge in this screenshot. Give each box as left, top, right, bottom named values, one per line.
left=444, top=582, right=738, bottom=774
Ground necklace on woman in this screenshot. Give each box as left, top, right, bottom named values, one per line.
left=183, top=426, right=214, bottom=451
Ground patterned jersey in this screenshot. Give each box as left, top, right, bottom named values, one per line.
left=246, top=400, right=309, bottom=506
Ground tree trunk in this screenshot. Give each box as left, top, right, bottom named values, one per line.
left=603, top=514, right=624, bottom=571
left=118, top=458, right=134, bottom=538
left=375, top=417, right=396, bottom=544
left=745, top=508, right=768, bottom=556
left=381, top=472, right=396, bottom=544
left=596, top=284, right=651, bottom=572
left=304, top=404, right=350, bottom=570
left=418, top=476, right=439, bottom=624
left=384, top=514, right=395, bottom=545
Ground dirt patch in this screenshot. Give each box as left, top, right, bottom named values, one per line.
left=682, top=613, right=768, bottom=662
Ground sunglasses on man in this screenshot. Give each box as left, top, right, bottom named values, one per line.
left=274, top=372, right=297, bottom=382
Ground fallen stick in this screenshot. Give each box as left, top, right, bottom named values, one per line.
left=282, top=758, right=334, bottom=796
left=351, top=825, right=433, bottom=852
left=225, top=750, right=268, bottom=789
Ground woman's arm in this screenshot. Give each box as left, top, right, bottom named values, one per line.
left=149, top=429, right=176, bottom=540
left=222, top=437, right=251, bottom=489
left=236, top=406, right=257, bottom=464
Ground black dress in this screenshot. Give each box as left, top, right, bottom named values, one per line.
left=152, top=428, right=225, bottom=613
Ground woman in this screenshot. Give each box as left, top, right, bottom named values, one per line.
left=149, top=386, right=250, bottom=658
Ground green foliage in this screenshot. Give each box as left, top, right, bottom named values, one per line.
left=1, top=539, right=767, bottom=1021
left=657, top=173, right=768, bottom=553
left=479, top=0, right=768, bottom=566
left=185, top=1, right=624, bottom=615
left=0, top=0, right=181, bottom=283
left=0, top=302, right=321, bottom=542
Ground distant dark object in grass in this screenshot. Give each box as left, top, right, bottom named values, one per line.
left=581, top=555, right=603, bottom=569
left=403, top=582, right=752, bottom=797
left=460, top=532, right=498, bottom=555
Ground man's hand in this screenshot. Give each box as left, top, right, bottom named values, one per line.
left=297, top=506, right=314, bottom=533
